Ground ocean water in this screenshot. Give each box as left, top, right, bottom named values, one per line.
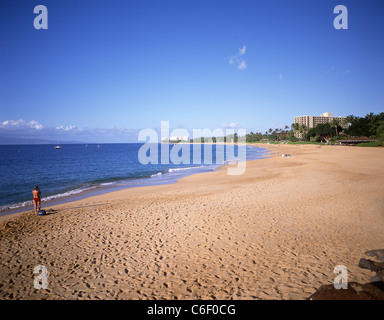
left=0, top=143, right=268, bottom=214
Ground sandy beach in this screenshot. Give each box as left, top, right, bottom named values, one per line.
left=0, top=144, right=383, bottom=300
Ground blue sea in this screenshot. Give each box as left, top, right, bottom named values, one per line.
left=0, top=143, right=268, bottom=215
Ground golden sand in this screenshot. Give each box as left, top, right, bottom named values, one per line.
left=0, top=144, right=383, bottom=300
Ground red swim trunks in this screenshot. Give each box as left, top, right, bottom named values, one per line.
left=33, top=197, right=40, bottom=202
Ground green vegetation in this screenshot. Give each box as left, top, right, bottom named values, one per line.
left=191, top=133, right=239, bottom=143
left=247, top=141, right=324, bottom=145
left=343, top=112, right=384, bottom=146
left=356, top=141, right=383, bottom=147
left=246, top=125, right=298, bottom=143
left=191, top=112, right=384, bottom=147
left=303, top=112, right=383, bottom=146
left=307, top=123, right=341, bottom=142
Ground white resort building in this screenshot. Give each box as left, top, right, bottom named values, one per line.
left=162, top=136, right=190, bottom=142
left=294, top=112, right=347, bottom=129
left=293, top=112, right=348, bottom=138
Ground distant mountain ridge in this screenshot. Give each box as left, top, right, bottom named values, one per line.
left=0, top=136, right=84, bottom=145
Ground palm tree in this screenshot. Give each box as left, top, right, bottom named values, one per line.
left=299, top=124, right=308, bottom=141
left=274, top=128, right=280, bottom=141
left=292, top=122, right=299, bottom=132
left=284, top=125, right=290, bottom=140
left=341, top=118, right=349, bottom=129
left=344, top=115, right=355, bottom=127
left=330, top=119, right=340, bottom=136
left=291, top=123, right=300, bottom=139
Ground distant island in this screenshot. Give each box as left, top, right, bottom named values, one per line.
left=0, top=136, right=85, bottom=145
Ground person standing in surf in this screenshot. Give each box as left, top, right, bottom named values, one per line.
left=32, top=186, right=42, bottom=214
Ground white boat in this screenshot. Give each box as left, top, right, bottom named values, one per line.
left=54, top=146, right=62, bottom=149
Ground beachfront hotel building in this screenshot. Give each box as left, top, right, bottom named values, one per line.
left=170, top=136, right=190, bottom=142
left=161, top=136, right=190, bottom=142
left=294, top=113, right=347, bottom=138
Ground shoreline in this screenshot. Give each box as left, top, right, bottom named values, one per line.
left=0, top=144, right=269, bottom=221
left=0, top=143, right=383, bottom=299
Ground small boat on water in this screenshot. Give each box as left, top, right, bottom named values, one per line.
left=54, top=146, right=62, bottom=149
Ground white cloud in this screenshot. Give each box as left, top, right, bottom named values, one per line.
left=238, top=60, right=247, bottom=70
left=239, top=45, right=246, bottom=56
left=222, top=122, right=239, bottom=129
left=29, top=120, right=44, bottom=130
left=1, top=119, right=44, bottom=130
left=228, top=45, right=247, bottom=71
left=56, top=125, right=81, bottom=132
left=0, top=119, right=146, bottom=143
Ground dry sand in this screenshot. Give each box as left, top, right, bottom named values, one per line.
left=0, top=144, right=383, bottom=300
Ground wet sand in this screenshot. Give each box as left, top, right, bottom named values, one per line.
left=0, top=143, right=383, bottom=300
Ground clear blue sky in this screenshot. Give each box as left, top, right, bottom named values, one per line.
left=1, top=0, right=383, bottom=142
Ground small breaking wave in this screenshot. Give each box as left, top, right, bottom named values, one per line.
left=167, top=165, right=208, bottom=173
left=100, top=182, right=115, bottom=186
left=150, top=172, right=163, bottom=177
left=0, top=185, right=97, bottom=213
